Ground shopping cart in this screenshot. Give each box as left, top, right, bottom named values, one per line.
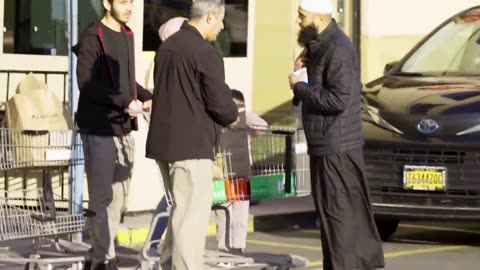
left=249, top=127, right=310, bottom=200
left=0, top=128, right=92, bottom=270
left=139, top=126, right=310, bottom=270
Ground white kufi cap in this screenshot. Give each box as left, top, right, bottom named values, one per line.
left=300, top=0, right=333, bottom=14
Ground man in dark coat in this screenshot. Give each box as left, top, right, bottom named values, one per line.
left=288, top=1, right=385, bottom=270
left=146, top=1, right=239, bottom=269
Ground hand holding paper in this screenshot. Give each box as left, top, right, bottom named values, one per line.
left=289, top=67, right=308, bottom=89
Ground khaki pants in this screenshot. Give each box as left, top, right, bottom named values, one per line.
left=215, top=200, right=249, bottom=250
left=81, top=134, right=134, bottom=265
left=157, top=159, right=213, bottom=270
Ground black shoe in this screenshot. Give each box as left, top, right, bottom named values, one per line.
left=230, top=248, right=245, bottom=256
left=93, top=260, right=119, bottom=270
left=84, top=247, right=94, bottom=270
left=84, top=260, right=92, bottom=270
left=220, top=248, right=244, bottom=256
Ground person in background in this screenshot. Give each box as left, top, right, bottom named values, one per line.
left=144, top=17, right=188, bottom=90
left=214, top=90, right=267, bottom=261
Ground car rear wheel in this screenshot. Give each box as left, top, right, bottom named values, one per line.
left=375, top=219, right=400, bottom=241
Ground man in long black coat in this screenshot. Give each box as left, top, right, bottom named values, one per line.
left=288, top=1, right=385, bottom=269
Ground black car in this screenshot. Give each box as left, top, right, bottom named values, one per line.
left=362, top=6, right=480, bottom=240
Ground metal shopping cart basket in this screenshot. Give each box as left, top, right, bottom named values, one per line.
left=249, top=126, right=310, bottom=200
left=0, top=128, right=92, bottom=270
left=139, top=127, right=310, bottom=270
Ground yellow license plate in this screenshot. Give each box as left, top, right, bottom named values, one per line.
left=403, top=165, right=446, bottom=191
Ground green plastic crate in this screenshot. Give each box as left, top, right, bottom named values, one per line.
left=212, top=179, right=227, bottom=204
left=250, top=173, right=295, bottom=201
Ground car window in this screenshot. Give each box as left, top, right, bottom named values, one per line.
left=401, top=9, right=480, bottom=76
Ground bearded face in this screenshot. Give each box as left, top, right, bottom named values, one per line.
left=297, top=24, right=319, bottom=48
left=105, top=0, right=133, bottom=24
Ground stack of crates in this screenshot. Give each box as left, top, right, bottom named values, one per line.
left=212, top=149, right=251, bottom=204
left=213, top=179, right=228, bottom=204
left=249, top=173, right=296, bottom=201
left=213, top=178, right=251, bottom=204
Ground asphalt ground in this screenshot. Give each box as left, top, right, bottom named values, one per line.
left=210, top=221, right=480, bottom=270
left=1, top=195, right=479, bottom=269
left=2, top=221, right=479, bottom=270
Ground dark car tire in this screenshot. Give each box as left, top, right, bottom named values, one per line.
left=375, top=219, right=400, bottom=241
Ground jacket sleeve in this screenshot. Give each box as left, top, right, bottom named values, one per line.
left=136, top=82, right=153, bottom=102
left=76, top=34, right=133, bottom=109
left=293, top=46, right=355, bottom=115
left=198, top=51, right=239, bottom=127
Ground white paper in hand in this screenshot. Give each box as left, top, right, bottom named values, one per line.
left=293, top=67, right=308, bottom=84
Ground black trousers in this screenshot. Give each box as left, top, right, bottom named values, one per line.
left=310, top=148, right=385, bottom=270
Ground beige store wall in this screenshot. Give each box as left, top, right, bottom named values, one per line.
left=360, top=35, right=423, bottom=82
left=251, top=0, right=297, bottom=117
left=360, top=0, right=479, bottom=83
left=0, top=0, right=3, bottom=54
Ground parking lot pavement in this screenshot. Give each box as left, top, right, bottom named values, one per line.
left=204, top=221, right=480, bottom=270
left=2, top=221, right=479, bottom=269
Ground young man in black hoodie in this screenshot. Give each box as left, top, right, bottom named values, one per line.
left=74, top=1, right=152, bottom=269
left=146, top=1, right=239, bottom=269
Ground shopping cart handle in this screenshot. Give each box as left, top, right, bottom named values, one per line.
left=124, top=108, right=151, bottom=124
left=124, top=108, right=149, bottom=114
left=83, top=208, right=96, bottom=217
left=271, top=130, right=295, bottom=135
left=31, top=213, right=56, bottom=222
left=22, top=130, right=50, bottom=135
